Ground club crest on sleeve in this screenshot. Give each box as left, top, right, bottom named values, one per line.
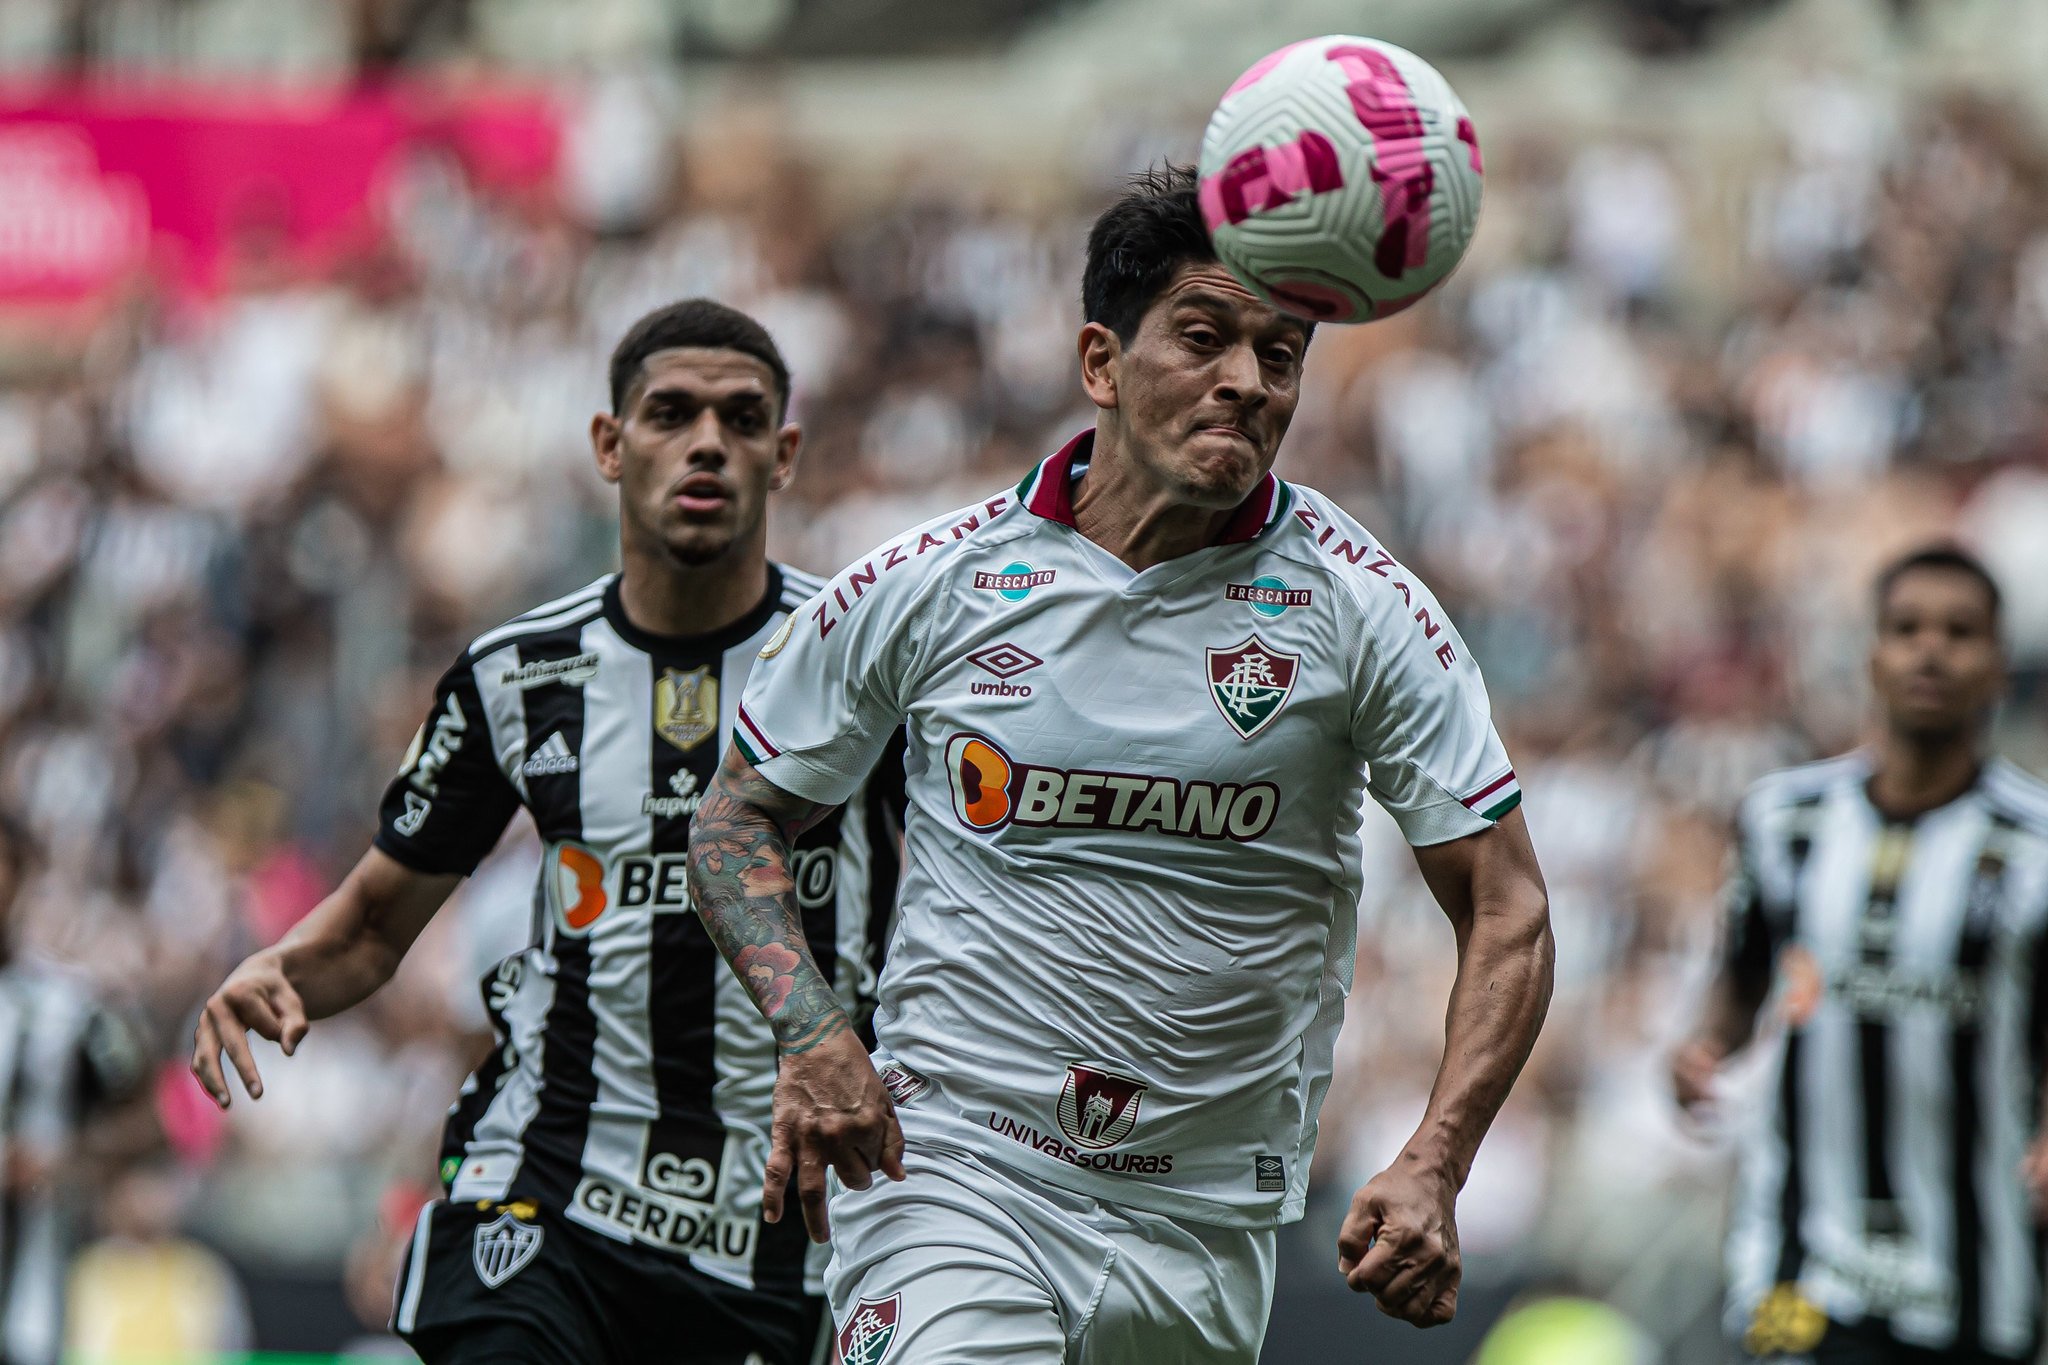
left=655, top=666, right=718, bottom=751
left=1056, top=1063, right=1148, bottom=1150
left=1206, top=636, right=1298, bottom=739
left=837, top=1293, right=902, bottom=1365
left=472, top=1207, right=542, bottom=1288
left=758, top=614, right=795, bottom=659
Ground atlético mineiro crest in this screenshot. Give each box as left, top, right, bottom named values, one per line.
left=1055, top=1064, right=1148, bottom=1150
left=837, top=1293, right=901, bottom=1365
left=472, top=1208, right=542, bottom=1289
left=1207, top=635, right=1299, bottom=739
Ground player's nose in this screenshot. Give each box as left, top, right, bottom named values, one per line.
left=678, top=410, right=731, bottom=466
left=1213, top=343, right=1271, bottom=409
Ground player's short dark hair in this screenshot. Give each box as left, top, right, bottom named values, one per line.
left=608, top=299, right=791, bottom=418
left=1874, top=544, right=2002, bottom=623
left=1083, top=164, right=1311, bottom=346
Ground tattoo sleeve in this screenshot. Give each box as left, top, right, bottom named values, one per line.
left=688, top=745, right=848, bottom=1053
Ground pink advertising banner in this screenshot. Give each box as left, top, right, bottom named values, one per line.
left=0, top=80, right=560, bottom=306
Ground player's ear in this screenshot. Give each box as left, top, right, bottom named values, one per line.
left=590, top=411, right=624, bottom=485
left=1078, top=322, right=1121, bottom=411
left=770, top=421, right=801, bottom=493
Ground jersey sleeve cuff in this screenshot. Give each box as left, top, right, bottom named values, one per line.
left=751, top=752, right=862, bottom=808
left=1387, top=797, right=1497, bottom=847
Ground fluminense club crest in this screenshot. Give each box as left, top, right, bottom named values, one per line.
left=837, top=1293, right=902, bottom=1365
left=1206, top=635, right=1299, bottom=739
left=1055, top=1064, right=1148, bottom=1150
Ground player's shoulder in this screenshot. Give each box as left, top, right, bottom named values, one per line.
left=1268, top=485, right=1418, bottom=597
left=805, top=483, right=1034, bottom=632
left=775, top=563, right=827, bottom=612
left=1982, top=758, right=2048, bottom=838
left=1739, top=751, right=1868, bottom=825
left=465, top=574, right=613, bottom=662
left=1264, top=483, right=1458, bottom=644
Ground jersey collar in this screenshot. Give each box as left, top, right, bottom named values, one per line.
left=1018, top=429, right=1291, bottom=545
left=601, top=565, right=786, bottom=658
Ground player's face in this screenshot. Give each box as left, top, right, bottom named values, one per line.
left=1869, top=568, right=2004, bottom=742
left=590, top=348, right=798, bottom=568
left=1084, top=263, right=1308, bottom=509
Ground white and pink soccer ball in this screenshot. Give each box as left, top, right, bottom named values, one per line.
left=1198, top=36, right=1483, bottom=324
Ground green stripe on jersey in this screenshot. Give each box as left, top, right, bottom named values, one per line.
left=1270, top=480, right=1294, bottom=530
left=1480, top=791, right=1522, bottom=821
left=734, top=732, right=763, bottom=766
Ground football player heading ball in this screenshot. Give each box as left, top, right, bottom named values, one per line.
left=687, top=158, right=1553, bottom=1363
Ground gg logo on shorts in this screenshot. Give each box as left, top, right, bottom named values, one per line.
left=550, top=841, right=609, bottom=935
left=946, top=733, right=1014, bottom=831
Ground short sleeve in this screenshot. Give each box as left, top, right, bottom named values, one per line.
left=373, top=655, right=521, bottom=876
left=1351, top=577, right=1517, bottom=847
left=736, top=568, right=927, bottom=807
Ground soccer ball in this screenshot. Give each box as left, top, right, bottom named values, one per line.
left=1197, top=36, right=1483, bottom=324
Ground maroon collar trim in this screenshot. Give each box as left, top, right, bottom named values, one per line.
left=1020, top=429, right=1282, bottom=544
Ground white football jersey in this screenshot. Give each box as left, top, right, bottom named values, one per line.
left=738, top=432, right=1519, bottom=1227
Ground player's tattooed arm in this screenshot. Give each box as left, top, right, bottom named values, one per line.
left=688, top=745, right=846, bottom=1053
left=691, top=743, right=908, bottom=1241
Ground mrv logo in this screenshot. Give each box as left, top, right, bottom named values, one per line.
left=943, top=733, right=1278, bottom=842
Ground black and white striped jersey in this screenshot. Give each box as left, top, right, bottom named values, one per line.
left=1722, top=752, right=2048, bottom=1359
left=0, top=966, right=146, bottom=1365
left=374, top=567, right=906, bottom=1297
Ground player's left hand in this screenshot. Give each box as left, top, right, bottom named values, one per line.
left=2023, top=1135, right=2048, bottom=1221
left=1337, top=1154, right=1461, bottom=1327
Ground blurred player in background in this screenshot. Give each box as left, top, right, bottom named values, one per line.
left=1675, top=547, right=2048, bottom=1364
left=0, top=817, right=149, bottom=1365
left=688, top=166, right=1554, bottom=1364
left=191, top=299, right=907, bottom=1365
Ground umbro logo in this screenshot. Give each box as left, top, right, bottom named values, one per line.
left=967, top=643, right=1041, bottom=697
left=967, top=643, right=1042, bottom=680
left=523, top=732, right=578, bottom=777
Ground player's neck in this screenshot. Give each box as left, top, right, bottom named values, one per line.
left=1866, top=728, right=1984, bottom=822
left=615, top=536, right=771, bottom=640
left=1071, top=428, right=1242, bottom=572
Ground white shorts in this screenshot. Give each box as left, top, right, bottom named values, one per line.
left=822, top=1121, right=1275, bottom=1365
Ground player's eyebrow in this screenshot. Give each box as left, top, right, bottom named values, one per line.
left=640, top=380, right=769, bottom=408
left=1167, top=286, right=1308, bottom=346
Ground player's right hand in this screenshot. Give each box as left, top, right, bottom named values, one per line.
left=191, top=951, right=309, bottom=1109
left=764, top=1026, right=906, bottom=1244
left=1670, top=1037, right=1726, bottom=1113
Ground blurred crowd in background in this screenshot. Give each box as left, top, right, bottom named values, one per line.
left=2, top=0, right=2048, bottom=1360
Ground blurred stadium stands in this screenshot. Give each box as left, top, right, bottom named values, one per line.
left=1, top=0, right=2046, bottom=1360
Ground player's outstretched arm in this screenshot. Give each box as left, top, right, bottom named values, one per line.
left=1338, top=808, right=1553, bottom=1328
left=689, top=743, right=906, bottom=1243
left=191, top=847, right=458, bottom=1109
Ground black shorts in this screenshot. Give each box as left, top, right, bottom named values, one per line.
left=393, top=1198, right=826, bottom=1365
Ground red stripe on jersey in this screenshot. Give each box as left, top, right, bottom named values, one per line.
left=1462, top=771, right=1515, bottom=808
left=736, top=705, right=782, bottom=760
left=1216, top=473, right=1279, bottom=544
left=1024, top=431, right=1090, bottom=525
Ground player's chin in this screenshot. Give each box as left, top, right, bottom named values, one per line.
left=664, top=525, right=740, bottom=567
left=1175, top=454, right=1267, bottom=507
